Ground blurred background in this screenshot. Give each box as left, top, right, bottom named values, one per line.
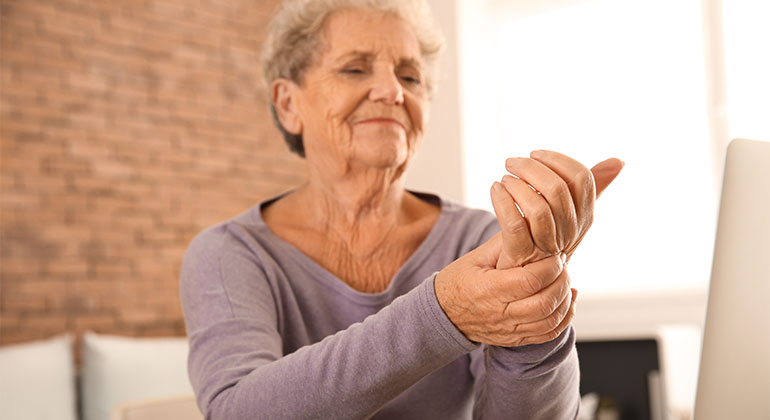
left=1, top=0, right=305, bottom=350
left=1, top=0, right=768, bottom=419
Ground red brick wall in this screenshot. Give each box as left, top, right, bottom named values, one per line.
left=0, top=0, right=305, bottom=352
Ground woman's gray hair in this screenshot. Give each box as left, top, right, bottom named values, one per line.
left=262, top=0, right=444, bottom=157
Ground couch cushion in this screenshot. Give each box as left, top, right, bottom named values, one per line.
left=0, top=335, right=77, bottom=420
left=111, top=394, right=202, bottom=420
left=81, top=332, right=193, bottom=420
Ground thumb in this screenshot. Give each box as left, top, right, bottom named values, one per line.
left=467, top=232, right=503, bottom=269
left=591, top=158, right=624, bottom=199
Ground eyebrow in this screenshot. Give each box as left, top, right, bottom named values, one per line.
left=334, top=50, right=373, bottom=62
left=333, top=50, right=423, bottom=70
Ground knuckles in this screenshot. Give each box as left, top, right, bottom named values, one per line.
left=501, top=216, right=530, bottom=238
left=517, top=268, right=544, bottom=296
left=541, top=312, right=562, bottom=332
left=543, top=181, right=570, bottom=202
left=542, top=329, right=561, bottom=343
left=538, top=294, right=560, bottom=319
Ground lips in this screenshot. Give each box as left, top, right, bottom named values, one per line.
left=350, top=111, right=410, bottom=131
left=356, top=118, right=404, bottom=128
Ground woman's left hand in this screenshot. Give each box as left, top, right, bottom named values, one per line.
left=491, top=151, right=623, bottom=268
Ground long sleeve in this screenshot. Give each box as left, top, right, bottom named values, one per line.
left=180, top=195, right=581, bottom=419
left=180, top=228, right=478, bottom=420
left=470, top=329, right=581, bottom=419
left=468, top=220, right=581, bottom=420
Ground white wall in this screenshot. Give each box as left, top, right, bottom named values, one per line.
left=404, top=0, right=465, bottom=203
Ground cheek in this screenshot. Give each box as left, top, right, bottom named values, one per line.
left=321, top=100, right=360, bottom=157
left=406, top=97, right=429, bottom=137
left=305, top=86, right=370, bottom=163
left=322, top=87, right=367, bottom=131
left=301, top=91, right=354, bottom=140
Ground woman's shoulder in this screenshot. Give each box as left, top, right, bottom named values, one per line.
left=179, top=199, right=301, bottom=309
left=412, top=191, right=496, bottom=226
left=183, top=201, right=275, bottom=268
left=411, top=191, right=500, bottom=249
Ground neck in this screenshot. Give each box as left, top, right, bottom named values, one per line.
left=262, top=160, right=440, bottom=291
left=294, top=164, right=412, bottom=257
left=284, top=162, right=419, bottom=259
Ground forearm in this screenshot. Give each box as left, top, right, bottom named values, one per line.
left=193, top=276, right=477, bottom=420
left=472, top=327, right=580, bottom=420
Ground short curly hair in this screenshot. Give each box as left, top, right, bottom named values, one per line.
left=261, top=0, right=444, bottom=157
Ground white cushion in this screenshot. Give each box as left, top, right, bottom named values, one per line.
left=111, top=394, right=202, bottom=420
left=0, top=335, right=77, bottom=420
left=81, top=332, right=193, bottom=420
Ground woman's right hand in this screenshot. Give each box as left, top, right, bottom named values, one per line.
left=434, top=234, right=576, bottom=347
left=491, top=152, right=624, bottom=269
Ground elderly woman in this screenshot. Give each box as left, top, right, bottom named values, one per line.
left=181, top=0, right=623, bottom=419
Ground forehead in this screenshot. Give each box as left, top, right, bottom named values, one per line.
left=320, top=9, right=422, bottom=64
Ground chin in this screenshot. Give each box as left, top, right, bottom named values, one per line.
left=358, top=152, right=409, bottom=171
left=378, top=145, right=414, bottom=167
left=353, top=136, right=412, bottom=169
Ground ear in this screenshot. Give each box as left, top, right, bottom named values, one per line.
left=271, top=78, right=303, bottom=135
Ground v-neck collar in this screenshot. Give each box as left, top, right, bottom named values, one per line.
left=252, top=191, right=449, bottom=305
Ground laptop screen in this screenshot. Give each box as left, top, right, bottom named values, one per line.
left=694, top=138, right=770, bottom=419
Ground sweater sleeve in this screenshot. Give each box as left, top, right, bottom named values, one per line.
left=467, top=216, right=581, bottom=420
left=180, top=228, right=478, bottom=420
left=471, top=329, right=581, bottom=419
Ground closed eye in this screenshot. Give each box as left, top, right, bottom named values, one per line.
left=400, top=76, right=421, bottom=85
left=341, top=68, right=366, bottom=75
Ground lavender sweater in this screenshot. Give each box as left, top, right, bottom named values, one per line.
left=180, top=193, right=580, bottom=420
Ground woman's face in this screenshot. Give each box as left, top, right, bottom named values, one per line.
left=290, top=9, right=430, bottom=176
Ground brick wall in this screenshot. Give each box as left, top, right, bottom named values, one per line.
left=0, top=0, right=306, bottom=353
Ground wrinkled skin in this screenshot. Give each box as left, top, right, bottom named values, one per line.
left=435, top=153, right=623, bottom=346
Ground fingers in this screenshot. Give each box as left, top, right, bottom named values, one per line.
left=436, top=243, right=577, bottom=347
left=494, top=151, right=622, bottom=268
left=503, top=265, right=571, bottom=324
left=517, top=288, right=578, bottom=346
left=506, top=286, right=573, bottom=337
left=499, top=174, right=560, bottom=255
left=487, top=254, right=564, bottom=302
left=591, top=158, right=624, bottom=198
left=490, top=181, right=536, bottom=268
left=466, top=232, right=503, bottom=269
left=505, top=157, right=576, bottom=252
left=524, top=151, right=589, bottom=239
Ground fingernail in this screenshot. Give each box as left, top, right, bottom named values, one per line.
left=531, top=150, right=544, bottom=159
left=492, top=181, right=503, bottom=192
left=501, top=174, right=515, bottom=183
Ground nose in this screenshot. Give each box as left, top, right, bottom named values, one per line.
left=368, top=69, right=404, bottom=105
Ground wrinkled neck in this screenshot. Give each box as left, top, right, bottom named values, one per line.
left=298, top=165, right=408, bottom=240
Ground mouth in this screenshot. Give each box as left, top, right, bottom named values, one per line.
left=357, top=118, right=403, bottom=127
left=351, top=115, right=409, bottom=131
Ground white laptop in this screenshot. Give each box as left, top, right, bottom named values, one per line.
left=694, top=138, right=770, bottom=419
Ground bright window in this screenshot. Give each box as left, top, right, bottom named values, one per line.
left=723, top=0, right=770, bottom=142
left=458, top=0, right=768, bottom=294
